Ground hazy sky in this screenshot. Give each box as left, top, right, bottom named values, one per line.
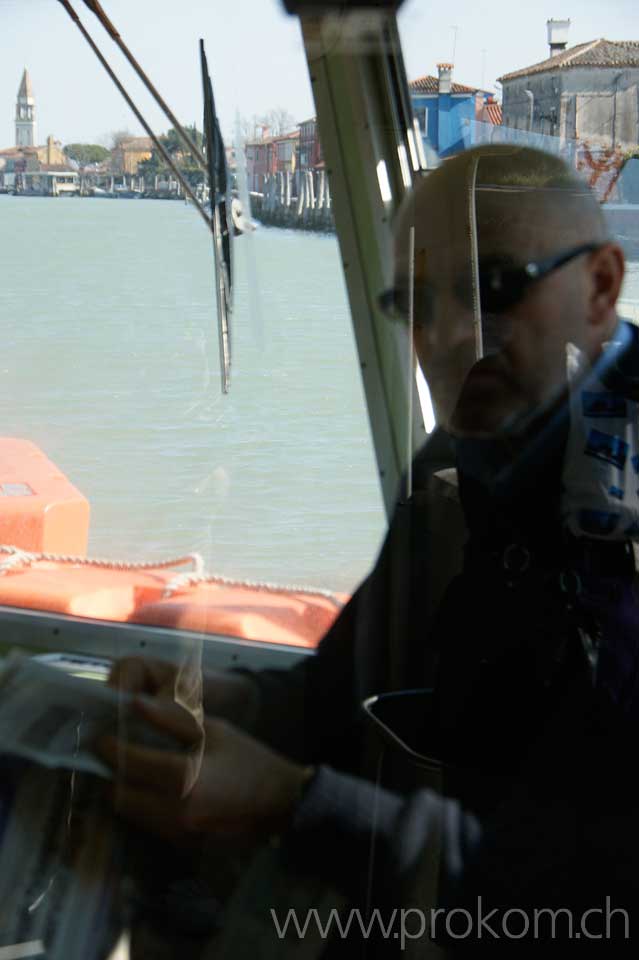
left=0, top=0, right=637, bottom=148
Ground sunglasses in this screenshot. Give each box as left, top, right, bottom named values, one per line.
left=379, top=243, right=603, bottom=324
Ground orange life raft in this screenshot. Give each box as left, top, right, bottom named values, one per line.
left=0, top=438, right=89, bottom=554
left=0, top=440, right=344, bottom=648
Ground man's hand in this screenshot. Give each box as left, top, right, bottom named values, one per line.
left=109, top=656, right=183, bottom=699
left=97, top=697, right=311, bottom=842
left=108, top=657, right=259, bottom=728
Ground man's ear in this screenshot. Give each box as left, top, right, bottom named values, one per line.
left=586, top=243, right=625, bottom=345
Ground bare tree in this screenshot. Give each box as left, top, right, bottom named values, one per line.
left=236, top=108, right=297, bottom=143
left=109, top=129, right=135, bottom=149
left=236, top=114, right=263, bottom=144
left=257, top=108, right=297, bottom=136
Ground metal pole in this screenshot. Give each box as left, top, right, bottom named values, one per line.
left=80, top=0, right=207, bottom=171
left=611, top=72, right=623, bottom=149
left=406, top=225, right=415, bottom=501
left=450, top=25, right=458, bottom=65
left=56, top=0, right=212, bottom=234
left=467, top=155, right=483, bottom=359
left=524, top=89, right=534, bottom=132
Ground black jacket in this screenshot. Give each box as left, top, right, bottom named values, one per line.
left=246, top=331, right=639, bottom=954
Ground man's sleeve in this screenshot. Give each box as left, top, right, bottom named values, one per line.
left=241, top=583, right=361, bottom=766
left=285, top=765, right=481, bottom=911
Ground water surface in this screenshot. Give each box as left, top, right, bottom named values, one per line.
left=0, top=196, right=386, bottom=592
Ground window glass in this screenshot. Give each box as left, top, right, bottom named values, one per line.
left=3, top=5, right=639, bottom=959
left=0, top=0, right=386, bottom=649
left=0, top=203, right=384, bottom=590
left=398, top=1, right=639, bottom=312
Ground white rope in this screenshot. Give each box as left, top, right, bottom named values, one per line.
left=0, top=547, right=33, bottom=574
left=0, top=544, right=204, bottom=577
left=0, top=544, right=344, bottom=607
left=160, top=571, right=344, bottom=605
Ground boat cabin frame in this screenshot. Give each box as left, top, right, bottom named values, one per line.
left=0, top=5, right=425, bottom=675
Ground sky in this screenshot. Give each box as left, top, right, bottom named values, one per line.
left=0, top=0, right=637, bottom=149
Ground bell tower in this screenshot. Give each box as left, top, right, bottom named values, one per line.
left=15, top=69, right=36, bottom=148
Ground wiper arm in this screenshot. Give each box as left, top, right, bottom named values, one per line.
left=56, top=0, right=235, bottom=394
left=79, top=0, right=207, bottom=172
left=56, top=0, right=213, bottom=235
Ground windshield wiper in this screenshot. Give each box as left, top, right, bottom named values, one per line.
left=201, top=40, right=233, bottom=394
left=56, top=0, right=234, bottom=394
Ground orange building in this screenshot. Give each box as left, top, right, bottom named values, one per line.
left=111, top=137, right=153, bottom=175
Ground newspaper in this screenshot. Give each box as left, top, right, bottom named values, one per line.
left=0, top=758, right=123, bottom=958
left=0, top=653, right=197, bottom=957
left=0, top=652, right=179, bottom=778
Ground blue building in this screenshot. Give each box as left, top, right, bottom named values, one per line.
left=409, top=63, right=497, bottom=158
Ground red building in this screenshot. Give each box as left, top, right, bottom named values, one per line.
left=297, top=117, right=322, bottom=172
left=272, top=130, right=300, bottom=175
left=245, top=135, right=275, bottom=192
left=246, top=128, right=302, bottom=191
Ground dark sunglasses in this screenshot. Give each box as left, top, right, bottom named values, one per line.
left=379, top=242, right=603, bottom=323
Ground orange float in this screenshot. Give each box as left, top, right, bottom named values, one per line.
left=0, top=554, right=344, bottom=648
left=0, top=438, right=89, bottom=554
left=130, top=579, right=345, bottom=648
left=0, top=440, right=344, bottom=648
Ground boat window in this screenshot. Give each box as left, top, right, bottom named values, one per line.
left=2, top=5, right=639, bottom=960
left=0, top=0, right=386, bottom=652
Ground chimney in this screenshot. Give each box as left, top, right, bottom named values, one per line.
left=437, top=62, right=453, bottom=95
left=547, top=19, right=570, bottom=57
left=47, top=134, right=54, bottom=165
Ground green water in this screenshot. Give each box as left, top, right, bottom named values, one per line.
left=0, top=196, right=386, bottom=592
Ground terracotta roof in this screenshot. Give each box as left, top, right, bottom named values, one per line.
left=482, top=101, right=503, bottom=125
left=272, top=130, right=300, bottom=142
left=499, top=39, right=639, bottom=81
left=0, top=146, right=38, bottom=158
left=409, top=74, right=480, bottom=94
left=18, top=68, right=33, bottom=101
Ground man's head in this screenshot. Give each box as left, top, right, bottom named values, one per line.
left=391, top=145, right=625, bottom=437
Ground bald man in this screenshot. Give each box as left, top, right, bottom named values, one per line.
left=392, top=146, right=621, bottom=436
left=103, top=147, right=639, bottom=953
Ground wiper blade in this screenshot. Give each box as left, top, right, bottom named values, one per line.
left=201, top=39, right=232, bottom=394
left=56, top=0, right=234, bottom=395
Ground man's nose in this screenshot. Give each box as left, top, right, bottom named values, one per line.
left=420, top=298, right=477, bottom=353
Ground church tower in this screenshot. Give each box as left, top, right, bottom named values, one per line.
left=15, top=69, right=36, bottom=148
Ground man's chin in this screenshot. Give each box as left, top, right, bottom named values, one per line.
left=442, top=371, right=537, bottom=438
